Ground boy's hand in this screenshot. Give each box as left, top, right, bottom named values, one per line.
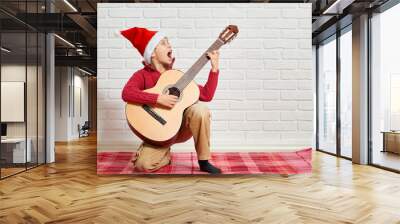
left=156, top=94, right=178, bottom=109
left=206, top=50, right=219, bottom=72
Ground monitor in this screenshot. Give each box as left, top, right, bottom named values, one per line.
left=1, top=123, right=7, bottom=137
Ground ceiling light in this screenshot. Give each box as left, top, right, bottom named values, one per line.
left=54, top=34, right=75, bottom=48
left=63, top=0, right=78, bottom=12
left=323, top=0, right=355, bottom=15
left=78, top=67, right=93, bottom=76
left=1, top=47, right=11, bottom=53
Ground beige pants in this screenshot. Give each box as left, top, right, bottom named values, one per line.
left=132, top=102, right=211, bottom=172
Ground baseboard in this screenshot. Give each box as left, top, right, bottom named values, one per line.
left=97, top=141, right=313, bottom=152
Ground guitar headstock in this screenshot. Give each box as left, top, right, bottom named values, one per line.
left=219, top=25, right=239, bottom=44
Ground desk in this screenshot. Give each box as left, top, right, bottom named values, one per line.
left=1, top=138, right=31, bottom=163
left=382, top=131, right=400, bottom=154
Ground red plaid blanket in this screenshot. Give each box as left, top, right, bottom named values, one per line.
left=97, top=148, right=312, bottom=175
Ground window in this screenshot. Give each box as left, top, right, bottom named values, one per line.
left=370, top=3, right=400, bottom=171
left=318, top=36, right=337, bottom=154
left=340, top=28, right=352, bottom=158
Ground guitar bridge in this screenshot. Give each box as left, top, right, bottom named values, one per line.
left=142, top=104, right=167, bottom=125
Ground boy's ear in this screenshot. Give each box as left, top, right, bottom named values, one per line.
left=149, top=52, right=156, bottom=65
left=150, top=52, right=156, bottom=64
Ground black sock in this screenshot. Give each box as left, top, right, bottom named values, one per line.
left=198, top=160, right=221, bottom=174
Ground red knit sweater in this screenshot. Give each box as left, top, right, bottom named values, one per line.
left=121, top=61, right=219, bottom=106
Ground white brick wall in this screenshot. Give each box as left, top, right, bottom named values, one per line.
left=97, top=3, right=313, bottom=152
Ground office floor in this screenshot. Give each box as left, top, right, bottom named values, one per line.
left=0, top=135, right=400, bottom=223
left=1, top=167, right=25, bottom=177
left=1, top=163, right=45, bottom=178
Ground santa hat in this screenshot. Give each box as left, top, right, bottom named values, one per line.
left=120, top=27, right=166, bottom=64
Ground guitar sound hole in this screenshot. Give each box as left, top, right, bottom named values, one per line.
left=168, top=87, right=181, bottom=98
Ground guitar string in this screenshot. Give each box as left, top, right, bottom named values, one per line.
left=175, top=39, right=224, bottom=91
left=180, top=39, right=219, bottom=84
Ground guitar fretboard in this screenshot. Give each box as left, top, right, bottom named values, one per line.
left=175, top=39, right=225, bottom=91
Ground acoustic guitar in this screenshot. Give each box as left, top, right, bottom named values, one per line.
left=125, top=25, right=239, bottom=146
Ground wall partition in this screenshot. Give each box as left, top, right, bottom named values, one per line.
left=0, top=1, right=46, bottom=179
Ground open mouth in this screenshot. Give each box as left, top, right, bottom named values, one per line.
left=167, top=50, right=173, bottom=59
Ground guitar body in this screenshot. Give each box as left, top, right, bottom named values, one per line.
left=125, top=69, right=200, bottom=146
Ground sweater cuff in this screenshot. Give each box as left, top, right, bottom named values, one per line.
left=210, top=69, right=219, bottom=75
left=146, top=93, right=159, bottom=106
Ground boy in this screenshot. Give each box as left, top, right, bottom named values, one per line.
left=120, top=27, right=221, bottom=174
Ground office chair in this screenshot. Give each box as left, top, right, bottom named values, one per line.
left=78, top=121, right=90, bottom=138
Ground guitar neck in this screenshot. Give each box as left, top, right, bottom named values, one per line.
left=176, top=38, right=225, bottom=90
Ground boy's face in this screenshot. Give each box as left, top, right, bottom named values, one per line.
left=151, top=37, right=173, bottom=66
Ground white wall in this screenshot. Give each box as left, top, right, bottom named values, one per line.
left=1, top=63, right=46, bottom=163
left=97, top=3, right=313, bottom=152
left=1, top=65, right=27, bottom=141
left=72, top=73, right=89, bottom=138
left=55, top=67, right=69, bottom=141
left=55, top=67, right=89, bottom=141
left=1, top=65, right=34, bottom=138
